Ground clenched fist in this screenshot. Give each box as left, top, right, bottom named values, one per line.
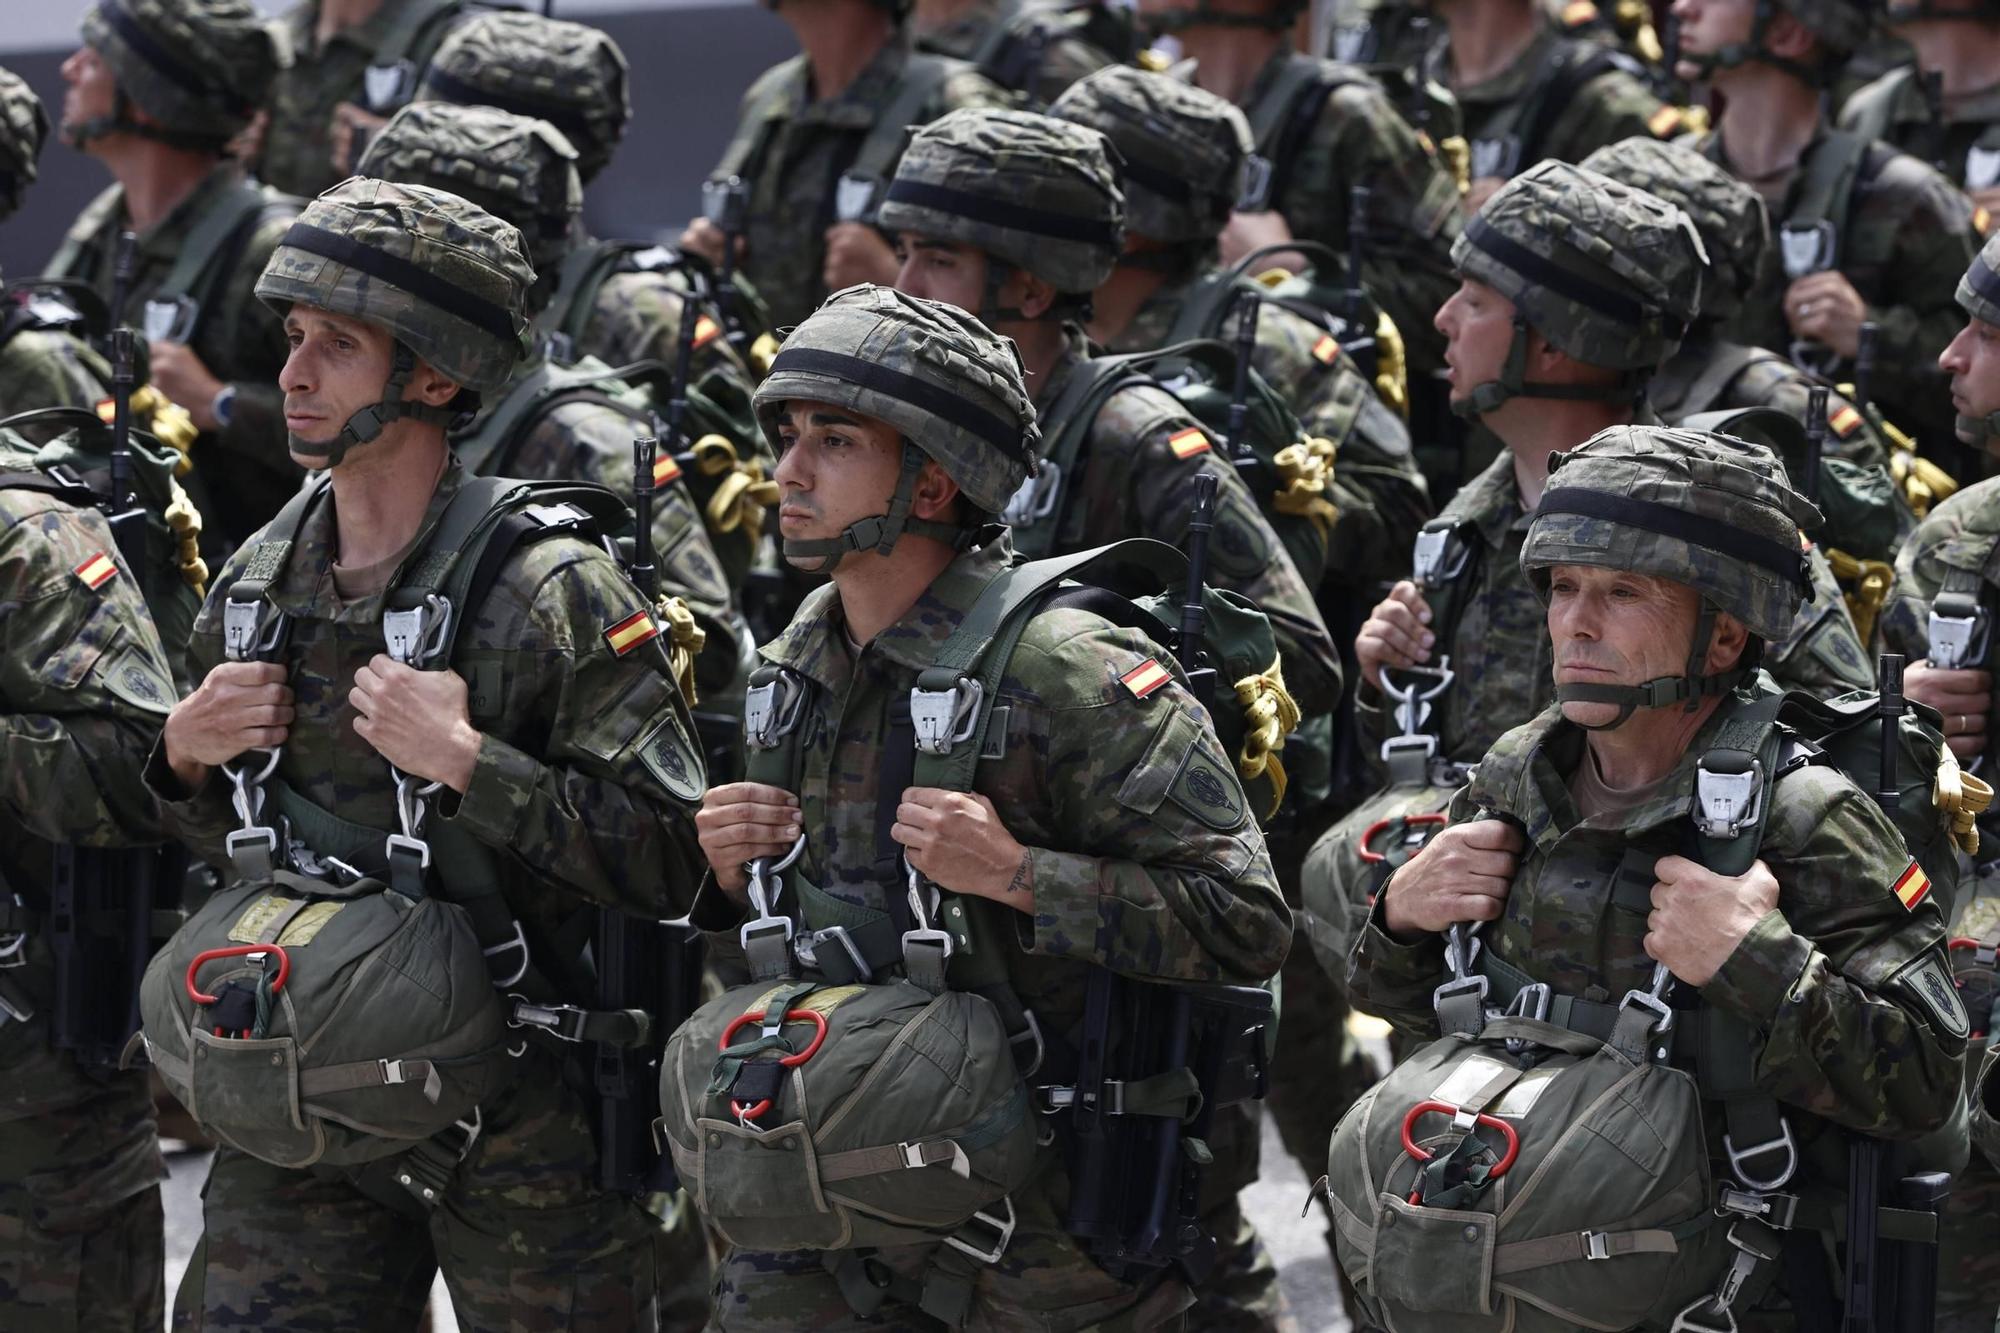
left=1381, top=817, right=1521, bottom=938
left=1644, top=855, right=1781, bottom=987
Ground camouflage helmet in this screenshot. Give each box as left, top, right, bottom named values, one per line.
left=419, top=12, right=630, bottom=186
left=877, top=108, right=1125, bottom=298
left=1048, top=66, right=1252, bottom=247
left=1954, top=230, right=2000, bottom=446
left=76, top=0, right=273, bottom=150
left=358, top=102, right=582, bottom=282
left=1521, top=425, right=1819, bottom=725
left=1450, top=161, right=1707, bottom=416
left=753, top=285, right=1040, bottom=569
left=1581, top=138, right=1766, bottom=327
left=0, top=66, right=49, bottom=223
left=255, top=178, right=535, bottom=464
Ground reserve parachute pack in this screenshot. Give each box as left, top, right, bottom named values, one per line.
left=137, top=473, right=686, bottom=1181
left=1324, top=669, right=1978, bottom=1331
left=659, top=534, right=1283, bottom=1316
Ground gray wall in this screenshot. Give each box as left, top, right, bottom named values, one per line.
left=0, top=2, right=795, bottom=274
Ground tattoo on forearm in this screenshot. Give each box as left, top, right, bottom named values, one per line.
left=1006, top=850, right=1032, bottom=898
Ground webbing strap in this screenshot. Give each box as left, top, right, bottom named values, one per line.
left=300, top=1056, right=443, bottom=1102
left=228, top=473, right=333, bottom=607
left=711, top=56, right=799, bottom=183
left=1009, top=358, right=1148, bottom=558
left=850, top=54, right=956, bottom=188
left=45, top=186, right=126, bottom=283
left=371, top=0, right=460, bottom=70
left=1788, top=131, right=1873, bottom=260
left=157, top=180, right=269, bottom=312
left=1492, top=1225, right=1686, bottom=1275
left=541, top=239, right=637, bottom=346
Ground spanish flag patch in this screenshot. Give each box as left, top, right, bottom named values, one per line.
left=1892, top=860, right=1931, bottom=911
left=653, top=452, right=683, bottom=486
left=604, top=609, right=662, bottom=657
left=73, top=551, right=117, bottom=590
left=1120, top=658, right=1172, bottom=699
left=1311, top=334, right=1341, bottom=366
left=1648, top=105, right=1684, bottom=138
left=1168, top=427, right=1211, bottom=460
left=1829, top=404, right=1862, bottom=438
left=693, top=315, right=721, bottom=350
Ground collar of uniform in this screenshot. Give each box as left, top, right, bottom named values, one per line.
left=1101, top=277, right=1191, bottom=356
left=130, top=161, right=249, bottom=261
left=260, top=453, right=470, bottom=620
left=1439, top=446, right=1528, bottom=552
left=794, top=34, right=917, bottom=130
left=1446, top=22, right=1560, bottom=106
left=1028, top=322, right=1096, bottom=417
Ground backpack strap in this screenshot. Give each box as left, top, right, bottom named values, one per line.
left=451, top=360, right=649, bottom=478
left=842, top=53, right=959, bottom=222
left=535, top=238, right=687, bottom=350
left=153, top=181, right=273, bottom=335
left=1467, top=43, right=1619, bottom=182
left=1242, top=56, right=1363, bottom=213
left=1838, top=67, right=1908, bottom=148
left=359, top=0, right=464, bottom=112
left=1005, top=357, right=1151, bottom=558
left=1784, top=131, right=1874, bottom=273
left=1379, top=516, right=1483, bottom=785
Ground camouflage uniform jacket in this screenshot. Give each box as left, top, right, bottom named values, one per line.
left=0, top=459, right=178, bottom=1116
left=53, top=165, right=301, bottom=548
left=1108, top=276, right=1434, bottom=588
left=459, top=378, right=752, bottom=707
left=1232, top=46, right=1464, bottom=375
left=145, top=456, right=709, bottom=937
left=708, top=38, right=1007, bottom=330
left=1030, top=328, right=1346, bottom=715
left=1839, top=65, right=2000, bottom=206
left=1348, top=700, right=1966, bottom=1147
left=1692, top=125, right=1981, bottom=447
left=911, top=0, right=1118, bottom=107
left=1650, top=333, right=1891, bottom=469
left=1355, top=446, right=1872, bottom=780
left=688, top=528, right=1291, bottom=998
left=1441, top=24, right=1671, bottom=181
left=259, top=0, right=473, bottom=199
left=0, top=329, right=109, bottom=422
left=567, top=256, right=758, bottom=407
left=1883, top=475, right=2000, bottom=658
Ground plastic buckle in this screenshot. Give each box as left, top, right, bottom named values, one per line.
left=142, top=294, right=198, bottom=344
left=1716, top=1186, right=1799, bottom=1230
left=1411, top=527, right=1470, bottom=588
left=941, top=1195, right=1016, bottom=1265
left=910, top=679, right=982, bottom=757
left=1693, top=754, right=1764, bottom=839
left=383, top=594, right=452, bottom=667
left=744, top=671, right=807, bottom=750
left=835, top=171, right=880, bottom=224
left=1583, top=1230, right=1612, bottom=1261
left=482, top=920, right=531, bottom=989
left=804, top=925, right=870, bottom=980
left=1000, top=461, right=1062, bottom=528
left=224, top=825, right=277, bottom=863
left=1929, top=598, right=1989, bottom=670
left=1379, top=731, right=1438, bottom=767
left=1724, top=1120, right=1799, bottom=1193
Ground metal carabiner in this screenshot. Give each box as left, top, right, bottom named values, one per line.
left=744, top=834, right=807, bottom=923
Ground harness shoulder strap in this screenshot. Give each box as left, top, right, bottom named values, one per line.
left=1789, top=131, right=1875, bottom=263
left=1246, top=56, right=1362, bottom=212
left=157, top=181, right=271, bottom=308
left=1838, top=67, right=1909, bottom=147
left=453, top=361, right=642, bottom=477
left=373, top=0, right=461, bottom=69
left=228, top=472, right=335, bottom=610
left=714, top=56, right=804, bottom=183
left=851, top=54, right=959, bottom=186
left=45, top=186, right=125, bottom=283
left=1515, top=44, right=1619, bottom=169
left=1163, top=272, right=1251, bottom=347
left=1012, top=357, right=1152, bottom=558
left=537, top=239, right=664, bottom=347
left=1662, top=341, right=1765, bottom=420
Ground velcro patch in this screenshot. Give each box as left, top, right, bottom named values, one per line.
left=1829, top=404, right=1862, bottom=438
left=1121, top=659, right=1172, bottom=699
left=605, top=609, right=662, bottom=656
left=1892, top=860, right=1931, bottom=910
left=653, top=452, right=683, bottom=486
left=228, top=896, right=344, bottom=946
left=1168, top=427, right=1211, bottom=460
left=1895, top=950, right=1970, bottom=1041
left=73, top=552, right=117, bottom=590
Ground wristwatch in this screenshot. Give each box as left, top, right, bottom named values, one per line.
left=210, top=383, right=237, bottom=429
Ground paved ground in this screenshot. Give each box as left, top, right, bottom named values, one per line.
left=160, top=1109, right=1355, bottom=1332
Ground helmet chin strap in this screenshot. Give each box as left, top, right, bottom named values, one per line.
left=288, top=341, right=457, bottom=468
left=1679, top=0, right=1827, bottom=85
left=67, top=90, right=230, bottom=154
left=1554, top=604, right=1755, bottom=730
left=1449, top=314, right=1642, bottom=420
left=780, top=441, right=978, bottom=573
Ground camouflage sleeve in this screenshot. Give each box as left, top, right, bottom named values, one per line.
left=1763, top=544, right=1874, bottom=694
left=436, top=541, right=709, bottom=917
left=1108, top=392, right=1345, bottom=713
left=1543, top=67, right=1667, bottom=164
left=581, top=270, right=753, bottom=393
left=1286, top=80, right=1463, bottom=376
left=1011, top=613, right=1292, bottom=984
left=1705, top=767, right=1964, bottom=1138
left=0, top=330, right=109, bottom=418
left=1342, top=783, right=1474, bottom=1040
left=1879, top=488, right=1977, bottom=658
left=1857, top=159, right=1981, bottom=443
left=205, top=207, right=303, bottom=501
left=933, top=66, right=1014, bottom=114
left=0, top=496, right=175, bottom=847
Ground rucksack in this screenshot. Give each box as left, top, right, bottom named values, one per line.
left=658, top=537, right=1282, bottom=1299
left=137, top=474, right=683, bottom=1179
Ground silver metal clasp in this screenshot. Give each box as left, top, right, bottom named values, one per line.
left=1411, top=527, right=1470, bottom=589
left=1928, top=594, right=1989, bottom=670
left=383, top=594, right=452, bottom=668
left=1724, top=1119, right=1799, bottom=1194
left=910, top=678, right=983, bottom=757
left=941, top=1195, right=1016, bottom=1264
left=222, top=597, right=286, bottom=663
left=741, top=833, right=806, bottom=952
left=1692, top=753, right=1764, bottom=839
left=744, top=670, right=808, bottom=750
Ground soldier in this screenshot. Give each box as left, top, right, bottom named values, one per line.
left=0, top=431, right=182, bottom=1328
left=1840, top=0, right=2000, bottom=228
left=256, top=0, right=480, bottom=200
left=1582, top=136, right=1892, bottom=466
left=146, top=177, right=708, bottom=1329
left=0, top=65, right=109, bottom=420
left=1048, top=64, right=1433, bottom=592
left=1305, top=162, right=1870, bottom=1003
left=677, top=0, right=1007, bottom=331
left=357, top=102, right=755, bottom=746
left=878, top=108, right=1344, bottom=717
left=1416, top=0, right=1683, bottom=210
left=1875, top=227, right=2000, bottom=1333
left=689, top=282, right=1292, bottom=1329
left=1344, top=424, right=1966, bottom=1330
left=51, top=0, right=302, bottom=551
left=909, top=0, right=1125, bottom=105
left=1133, top=0, right=1464, bottom=379
left=1674, top=0, right=1982, bottom=454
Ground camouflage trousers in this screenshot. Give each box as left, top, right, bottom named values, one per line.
left=172, top=1047, right=674, bottom=1332
left=0, top=1044, right=165, bottom=1333
left=708, top=1170, right=1193, bottom=1331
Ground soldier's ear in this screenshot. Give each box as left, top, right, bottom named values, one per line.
left=1705, top=609, right=1751, bottom=674
left=406, top=357, right=464, bottom=408
left=1761, top=10, right=1818, bottom=60
left=908, top=457, right=963, bottom=522
left=1015, top=272, right=1059, bottom=322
